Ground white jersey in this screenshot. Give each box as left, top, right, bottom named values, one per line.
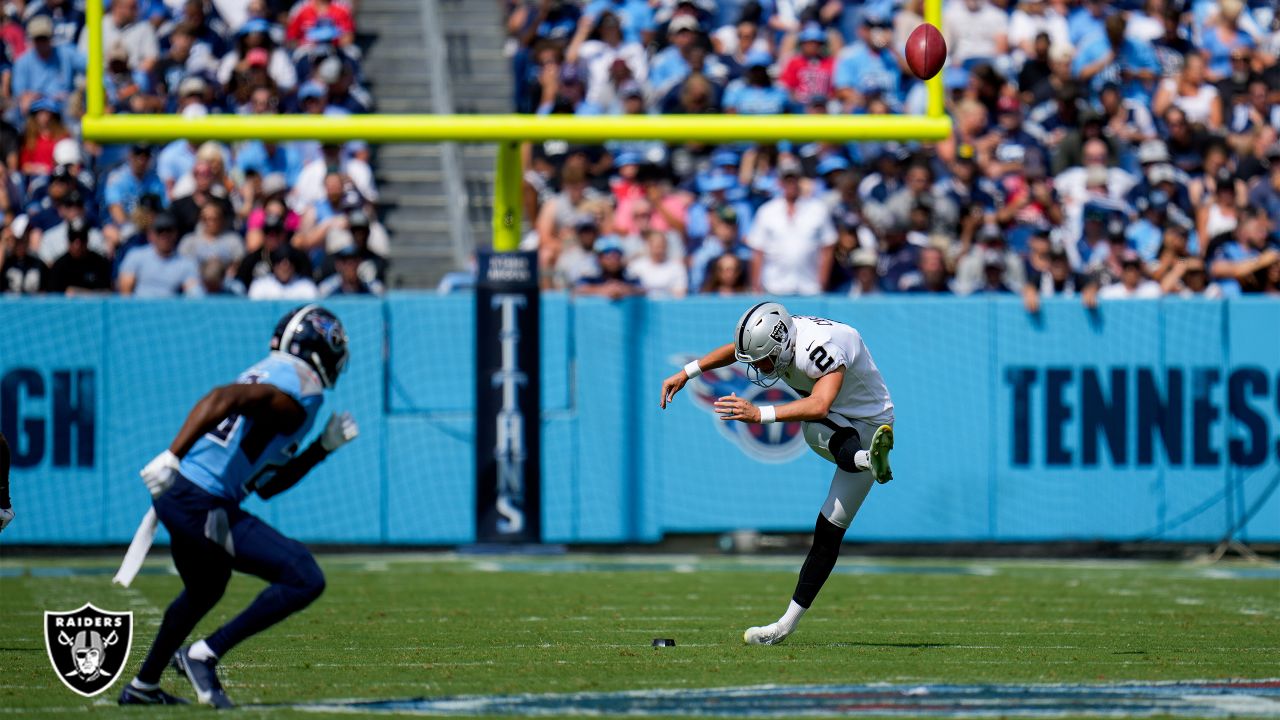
left=779, top=316, right=894, bottom=424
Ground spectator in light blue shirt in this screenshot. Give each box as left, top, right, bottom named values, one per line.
left=118, top=212, right=202, bottom=297
left=104, top=144, right=166, bottom=228
left=1072, top=14, right=1160, bottom=106
left=1067, top=0, right=1108, bottom=46
left=583, top=0, right=654, bottom=46
left=156, top=139, right=198, bottom=197
left=10, top=15, right=77, bottom=117
left=234, top=140, right=300, bottom=185
left=648, top=14, right=702, bottom=100
left=723, top=50, right=790, bottom=114
left=833, top=12, right=902, bottom=111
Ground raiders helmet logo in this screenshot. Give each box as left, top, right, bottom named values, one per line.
left=44, top=603, right=132, bottom=697
left=770, top=321, right=788, bottom=343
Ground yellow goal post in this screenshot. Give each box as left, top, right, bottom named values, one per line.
left=80, top=0, right=950, bottom=251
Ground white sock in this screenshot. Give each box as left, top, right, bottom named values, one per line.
left=777, top=599, right=807, bottom=633
left=854, top=449, right=870, bottom=471
left=188, top=639, right=217, bottom=662
left=130, top=678, right=160, bottom=691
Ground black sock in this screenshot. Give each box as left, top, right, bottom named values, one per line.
left=791, top=513, right=847, bottom=609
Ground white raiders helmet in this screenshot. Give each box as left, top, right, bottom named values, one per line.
left=734, top=301, right=796, bottom=388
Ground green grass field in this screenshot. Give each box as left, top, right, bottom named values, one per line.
left=1, top=553, right=1278, bottom=718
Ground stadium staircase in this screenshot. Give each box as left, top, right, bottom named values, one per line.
left=357, top=0, right=511, bottom=288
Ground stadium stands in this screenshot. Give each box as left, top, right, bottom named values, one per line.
left=1, top=0, right=389, bottom=298
left=507, top=0, right=1280, bottom=304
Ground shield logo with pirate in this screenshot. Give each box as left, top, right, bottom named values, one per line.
left=44, top=603, right=132, bottom=697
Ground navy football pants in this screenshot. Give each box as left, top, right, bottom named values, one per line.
left=137, top=477, right=325, bottom=684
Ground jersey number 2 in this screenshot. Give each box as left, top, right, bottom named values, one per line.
left=810, top=346, right=835, bottom=373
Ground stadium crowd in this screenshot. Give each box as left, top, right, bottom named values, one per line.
left=0, top=0, right=390, bottom=298
left=507, top=0, right=1280, bottom=306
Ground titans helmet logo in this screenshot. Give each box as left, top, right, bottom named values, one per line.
left=676, top=356, right=807, bottom=463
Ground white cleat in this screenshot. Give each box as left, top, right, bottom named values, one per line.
left=743, top=622, right=790, bottom=645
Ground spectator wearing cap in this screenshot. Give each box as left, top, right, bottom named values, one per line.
left=17, top=97, right=68, bottom=176
left=104, top=39, right=160, bottom=115
left=1098, top=249, right=1162, bottom=299
left=316, top=209, right=389, bottom=285
left=1009, top=0, right=1070, bottom=61
left=178, top=202, right=244, bottom=267
left=24, top=165, right=83, bottom=232
left=1126, top=140, right=1193, bottom=214
left=628, top=229, right=688, bottom=298
left=993, top=148, right=1063, bottom=250
left=1072, top=13, right=1160, bottom=107
left=833, top=11, right=902, bottom=111
left=36, top=189, right=107, bottom=264
left=685, top=169, right=750, bottom=246
left=23, top=0, right=85, bottom=47
left=723, top=48, right=789, bottom=114
left=248, top=245, right=319, bottom=300
left=1054, top=138, right=1136, bottom=244
left=24, top=137, right=95, bottom=210
left=689, top=203, right=750, bottom=291
left=945, top=0, right=1009, bottom=67
left=118, top=212, right=201, bottom=297
left=575, top=235, right=642, bottom=299
left=1022, top=245, right=1099, bottom=313
left=1129, top=189, right=1189, bottom=262
left=297, top=172, right=361, bottom=265
left=286, top=0, right=355, bottom=47
left=568, top=10, right=649, bottom=112
left=2, top=216, right=49, bottom=294
left=955, top=222, right=1027, bottom=294
left=648, top=13, right=703, bottom=100
left=745, top=157, right=835, bottom=295
left=219, top=18, right=296, bottom=94
left=319, top=245, right=383, bottom=297
left=940, top=145, right=999, bottom=223
left=105, top=145, right=166, bottom=228
left=80, top=0, right=159, bottom=73
left=779, top=24, right=834, bottom=107
left=1147, top=222, right=1195, bottom=282
left=10, top=15, right=76, bottom=116
left=1161, top=257, right=1223, bottom=298
left=1153, top=54, right=1223, bottom=132
left=843, top=247, right=879, bottom=298
left=1209, top=207, right=1279, bottom=295
left=993, top=95, right=1047, bottom=167
left=48, top=217, right=112, bottom=296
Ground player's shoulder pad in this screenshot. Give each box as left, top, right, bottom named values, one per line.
left=251, top=353, right=325, bottom=402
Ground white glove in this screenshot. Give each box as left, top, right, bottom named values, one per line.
left=140, top=450, right=181, bottom=499
left=0, top=507, right=13, bottom=534
left=320, top=412, right=359, bottom=452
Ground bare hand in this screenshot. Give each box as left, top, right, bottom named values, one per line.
left=714, top=393, right=760, bottom=423
left=660, top=370, right=689, bottom=409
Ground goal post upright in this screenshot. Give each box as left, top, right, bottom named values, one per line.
left=79, top=0, right=950, bottom=253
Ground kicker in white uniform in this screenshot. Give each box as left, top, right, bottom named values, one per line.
left=660, top=301, right=895, bottom=645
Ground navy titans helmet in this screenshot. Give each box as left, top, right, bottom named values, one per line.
left=270, top=305, right=349, bottom=388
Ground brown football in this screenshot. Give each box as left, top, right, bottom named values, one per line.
left=905, top=23, right=947, bottom=81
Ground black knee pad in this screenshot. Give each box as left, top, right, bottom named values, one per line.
left=829, top=426, right=863, bottom=473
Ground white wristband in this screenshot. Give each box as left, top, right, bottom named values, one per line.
left=759, top=405, right=777, bottom=424
left=683, top=360, right=703, bottom=379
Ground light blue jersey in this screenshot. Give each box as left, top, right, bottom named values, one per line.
left=181, top=353, right=325, bottom=502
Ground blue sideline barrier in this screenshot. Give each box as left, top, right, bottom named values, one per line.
left=1, top=295, right=1276, bottom=545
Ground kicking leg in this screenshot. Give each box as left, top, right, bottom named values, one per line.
left=745, top=466, right=873, bottom=645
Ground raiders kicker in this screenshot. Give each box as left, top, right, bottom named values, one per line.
left=660, top=301, right=895, bottom=645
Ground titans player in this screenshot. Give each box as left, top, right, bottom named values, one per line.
left=119, top=305, right=358, bottom=708
left=660, top=301, right=894, bottom=645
